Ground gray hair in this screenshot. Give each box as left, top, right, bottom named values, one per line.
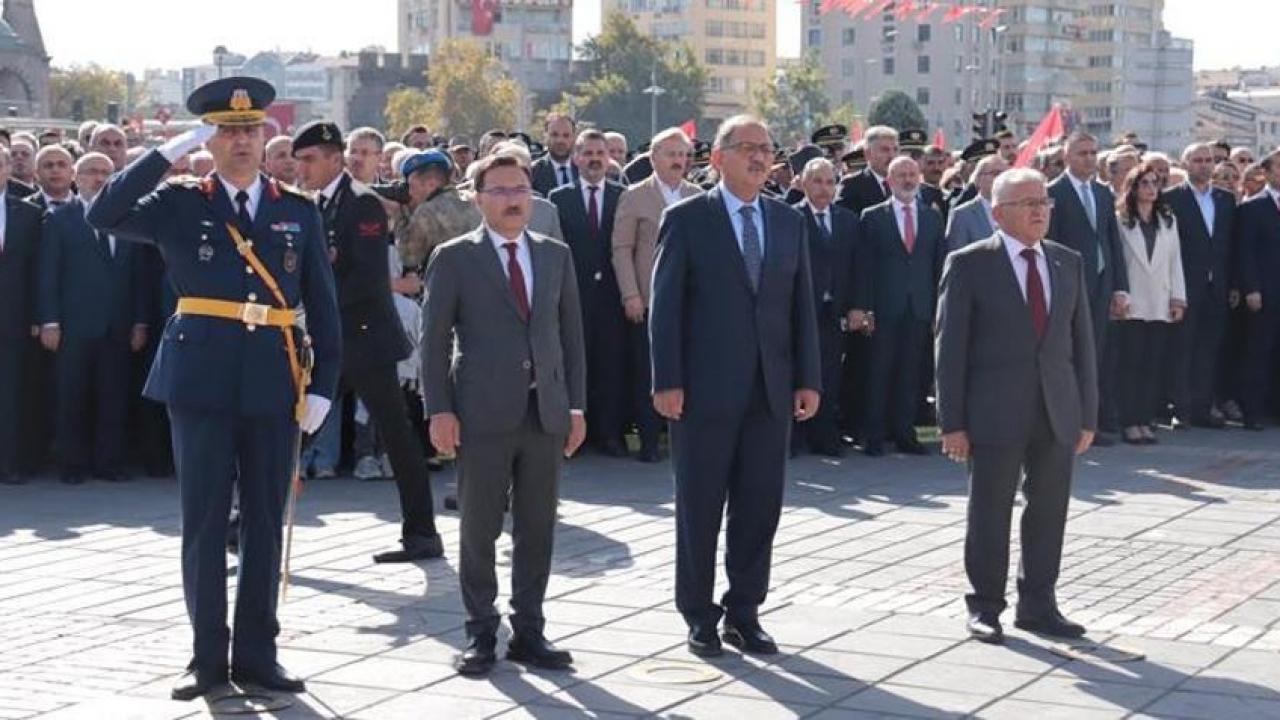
left=1181, top=142, right=1213, bottom=163
left=650, top=126, right=691, bottom=152
left=603, top=131, right=627, bottom=148
left=346, top=126, right=385, bottom=151
left=886, top=155, right=917, bottom=175
left=863, top=125, right=899, bottom=146
left=574, top=129, right=607, bottom=152
left=713, top=114, right=770, bottom=150
left=992, top=168, right=1046, bottom=206
left=89, top=123, right=124, bottom=146
left=973, top=155, right=1007, bottom=178
left=74, top=151, right=112, bottom=172
left=265, top=135, right=293, bottom=152
left=34, top=144, right=72, bottom=165
left=489, top=140, right=532, bottom=169
left=800, top=157, right=837, bottom=182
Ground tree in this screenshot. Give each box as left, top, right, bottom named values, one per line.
left=384, top=87, right=432, bottom=139
left=554, top=12, right=707, bottom=142
left=751, top=53, right=832, bottom=146
left=867, top=90, right=927, bottom=134
left=383, top=39, right=519, bottom=140
left=50, top=64, right=129, bottom=120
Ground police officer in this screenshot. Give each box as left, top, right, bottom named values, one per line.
left=291, top=120, right=443, bottom=563
left=88, top=77, right=341, bottom=701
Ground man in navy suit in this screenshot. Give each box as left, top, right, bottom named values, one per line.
left=37, top=152, right=148, bottom=484
left=1235, top=150, right=1280, bottom=429
left=1164, top=143, right=1236, bottom=427
left=89, top=77, right=341, bottom=701
left=792, top=156, right=857, bottom=457
left=531, top=113, right=579, bottom=198
left=550, top=130, right=628, bottom=455
left=650, top=115, right=821, bottom=657
left=1047, top=132, right=1129, bottom=444
left=0, top=146, right=44, bottom=485
left=851, top=156, right=945, bottom=456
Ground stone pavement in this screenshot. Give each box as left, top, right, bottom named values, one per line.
left=1, top=426, right=1279, bottom=719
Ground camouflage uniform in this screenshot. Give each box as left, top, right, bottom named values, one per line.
left=397, top=186, right=482, bottom=270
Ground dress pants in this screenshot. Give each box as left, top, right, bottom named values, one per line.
left=0, top=342, right=22, bottom=477
left=794, top=309, right=843, bottom=452
left=839, top=333, right=869, bottom=440
left=170, top=407, right=295, bottom=675
left=346, top=362, right=436, bottom=538
left=54, top=335, right=130, bottom=475
left=1118, top=320, right=1170, bottom=427
left=864, top=315, right=931, bottom=444
left=1173, top=287, right=1227, bottom=421
left=672, top=372, right=788, bottom=628
left=458, top=391, right=563, bottom=639
left=964, top=393, right=1074, bottom=617
left=18, top=337, right=54, bottom=474
left=584, top=301, right=628, bottom=448
left=626, top=317, right=661, bottom=452
left=1241, top=308, right=1280, bottom=424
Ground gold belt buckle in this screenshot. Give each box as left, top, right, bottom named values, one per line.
left=240, top=302, right=270, bottom=325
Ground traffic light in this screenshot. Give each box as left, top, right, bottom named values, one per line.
left=972, top=110, right=991, bottom=138
left=992, top=111, right=1009, bottom=134
left=71, top=98, right=84, bottom=122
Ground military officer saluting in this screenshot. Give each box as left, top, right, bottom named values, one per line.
left=88, top=77, right=341, bottom=701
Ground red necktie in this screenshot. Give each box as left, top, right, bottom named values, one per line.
left=504, top=242, right=530, bottom=322
left=587, top=186, right=600, bottom=243
left=902, top=203, right=915, bottom=253
left=1022, top=248, right=1047, bottom=340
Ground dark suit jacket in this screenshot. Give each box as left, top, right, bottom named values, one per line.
left=323, top=171, right=412, bottom=373
left=1047, top=174, right=1128, bottom=298
left=37, top=197, right=143, bottom=341
left=1235, top=190, right=1280, bottom=302
left=0, top=192, right=44, bottom=339
left=421, top=228, right=586, bottom=436
left=6, top=177, right=35, bottom=199
left=548, top=179, right=626, bottom=322
left=649, top=186, right=822, bottom=421
left=836, top=168, right=890, bottom=216
left=919, top=183, right=949, bottom=219
left=1163, top=183, right=1235, bottom=307
left=531, top=156, right=578, bottom=199
left=935, top=235, right=1098, bottom=446
left=794, top=201, right=857, bottom=318
left=853, top=198, right=945, bottom=323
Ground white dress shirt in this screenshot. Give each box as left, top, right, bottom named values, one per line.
left=658, top=179, right=685, bottom=206
left=891, top=196, right=917, bottom=244
left=1001, top=230, right=1052, bottom=311
left=805, top=200, right=831, bottom=235
left=719, top=181, right=765, bottom=255
left=317, top=171, right=344, bottom=210
left=81, top=195, right=115, bottom=256
left=551, top=159, right=574, bottom=188
left=487, top=225, right=533, bottom=302
left=579, top=180, right=604, bottom=216
left=220, top=175, right=263, bottom=219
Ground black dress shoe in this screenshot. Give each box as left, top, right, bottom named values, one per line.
left=171, top=667, right=228, bottom=701
left=722, top=621, right=778, bottom=655
left=1014, top=611, right=1086, bottom=639
left=1091, top=433, right=1115, bottom=447
left=863, top=442, right=885, bottom=457
left=896, top=438, right=930, bottom=455
left=1191, top=415, right=1226, bottom=429
left=966, top=612, right=1004, bottom=644
left=812, top=443, right=845, bottom=458
left=507, top=632, right=573, bottom=669
left=1243, top=420, right=1265, bottom=432
left=230, top=663, right=305, bottom=693
left=372, top=532, right=444, bottom=563
left=598, top=440, right=629, bottom=458
left=687, top=624, right=723, bottom=657
left=456, top=634, right=497, bottom=676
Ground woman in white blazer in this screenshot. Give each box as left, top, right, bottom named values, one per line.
left=1114, top=159, right=1187, bottom=444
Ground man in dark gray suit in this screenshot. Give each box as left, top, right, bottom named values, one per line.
left=422, top=153, right=587, bottom=676
left=936, top=168, right=1098, bottom=645
left=945, top=155, right=1007, bottom=252
left=650, top=115, right=822, bottom=658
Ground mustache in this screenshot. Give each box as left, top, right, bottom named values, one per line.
left=503, top=207, right=523, bottom=216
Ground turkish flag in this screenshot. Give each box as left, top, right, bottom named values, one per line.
left=680, top=119, right=697, bottom=140
left=933, top=128, right=946, bottom=150
left=1015, top=106, right=1066, bottom=168
left=472, top=0, right=499, bottom=36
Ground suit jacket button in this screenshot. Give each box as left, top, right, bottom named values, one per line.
left=522, top=360, right=532, bottom=370
left=360, top=323, right=368, bottom=330
left=177, top=333, right=185, bottom=341
left=247, top=292, right=258, bottom=302
left=246, top=324, right=257, bottom=332
left=245, top=266, right=254, bottom=274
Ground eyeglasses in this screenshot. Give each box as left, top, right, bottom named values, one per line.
left=727, top=141, right=774, bottom=157
left=998, top=198, right=1055, bottom=210
left=479, top=186, right=531, bottom=199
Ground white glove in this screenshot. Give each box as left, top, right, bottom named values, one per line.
left=158, top=124, right=217, bottom=163
left=299, top=394, right=332, bottom=434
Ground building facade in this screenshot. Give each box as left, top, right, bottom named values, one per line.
left=1194, top=91, right=1280, bottom=155
left=605, top=0, right=776, bottom=125
left=0, top=0, right=48, bottom=117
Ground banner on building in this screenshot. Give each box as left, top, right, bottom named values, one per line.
left=808, top=0, right=1006, bottom=27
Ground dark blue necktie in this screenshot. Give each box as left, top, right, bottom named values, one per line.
left=235, top=190, right=252, bottom=234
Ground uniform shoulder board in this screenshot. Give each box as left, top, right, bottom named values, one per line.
left=349, top=178, right=372, bottom=195
left=165, top=174, right=203, bottom=189
left=273, top=180, right=313, bottom=202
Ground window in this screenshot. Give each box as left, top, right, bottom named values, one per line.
left=917, top=24, right=931, bottom=42
left=954, top=55, right=963, bottom=72
left=917, top=55, right=930, bottom=73
left=1088, top=29, right=1115, bottom=42
left=842, top=27, right=856, bottom=45
left=808, top=28, right=821, bottom=47
left=953, top=25, right=963, bottom=42
left=917, top=87, right=930, bottom=106
left=954, top=86, right=962, bottom=105
left=1088, top=55, right=1113, bottom=68
left=883, top=57, right=895, bottom=75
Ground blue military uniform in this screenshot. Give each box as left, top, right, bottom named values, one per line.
left=87, top=77, right=340, bottom=697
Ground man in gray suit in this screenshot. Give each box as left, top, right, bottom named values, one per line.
left=936, top=168, right=1098, bottom=645
left=945, top=155, right=1007, bottom=252
left=422, top=153, right=587, bottom=676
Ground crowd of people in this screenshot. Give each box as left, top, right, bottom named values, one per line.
left=4, top=70, right=1278, bottom=697
left=0, top=111, right=1277, bottom=486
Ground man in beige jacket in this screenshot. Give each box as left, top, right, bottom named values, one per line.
left=611, top=128, right=702, bottom=462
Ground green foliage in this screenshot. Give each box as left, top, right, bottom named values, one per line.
left=867, top=90, right=927, bottom=134
left=50, top=64, right=128, bottom=120
left=385, top=39, right=518, bottom=139
left=751, top=53, right=833, bottom=146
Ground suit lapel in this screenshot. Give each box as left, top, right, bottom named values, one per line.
left=708, top=188, right=753, bottom=293
left=1120, top=222, right=1153, bottom=273
left=469, top=228, right=526, bottom=322
left=1044, top=243, right=1069, bottom=334
left=993, top=235, right=1042, bottom=344
left=529, top=232, right=554, bottom=320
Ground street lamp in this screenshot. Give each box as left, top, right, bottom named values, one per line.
left=213, top=45, right=229, bottom=80
left=642, top=65, right=666, bottom=138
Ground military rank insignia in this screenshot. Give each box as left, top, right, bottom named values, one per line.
left=283, top=248, right=299, bottom=274
left=198, top=243, right=215, bottom=262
